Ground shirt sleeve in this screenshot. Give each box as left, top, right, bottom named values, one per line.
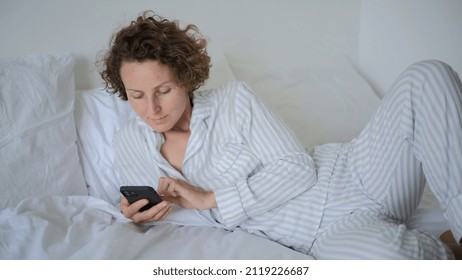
left=213, top=82, right=318, bottom=227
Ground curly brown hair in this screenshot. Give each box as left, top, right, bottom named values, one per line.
left=99, top=11, right=211, bottom=100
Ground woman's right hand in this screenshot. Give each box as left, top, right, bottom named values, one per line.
left=119, top=196, right=171, bottom=223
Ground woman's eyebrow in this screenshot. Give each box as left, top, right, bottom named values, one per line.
left=125, top=81, right=174, bottom=93
left=125, top=88, right=144, bottom=93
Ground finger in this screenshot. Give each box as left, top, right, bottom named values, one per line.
left=145, top=202, right=171, bottom=222
left=119, top=196, right=130, bottom=212
left=120, top=196, right=129, bottom=206
left=157, top=177, right=169, bottom=194
left=158, top=177, right=178, bottom=197
left=124, top=199, right=149, bottom=218
left=157, top=205, right=172, bottom=221
left=132, top=201, right=170, bottom=223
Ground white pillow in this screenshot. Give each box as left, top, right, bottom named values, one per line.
left=0, top=53, right=88, bottom=210
left=228, top=54, right=382, bottom=151
left=75, top=49, right=236, bottom=205
left=75, top=88, right=136, bottom=205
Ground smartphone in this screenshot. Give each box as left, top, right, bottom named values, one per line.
left=120, top=186, right=163, bottom=212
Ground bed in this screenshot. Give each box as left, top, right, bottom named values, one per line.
left=0, top=0, right=457, bottom=260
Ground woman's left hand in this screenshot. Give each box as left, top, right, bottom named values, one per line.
left=157, top=176, right=217, bottom=210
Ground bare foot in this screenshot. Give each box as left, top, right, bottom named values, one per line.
left=440, top=230, right=461, bottom=259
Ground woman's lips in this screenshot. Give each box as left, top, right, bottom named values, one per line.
left=150, top=115, right=168, bottom=123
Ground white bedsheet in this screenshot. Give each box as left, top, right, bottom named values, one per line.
left=0, top=195, right=313, bottom=260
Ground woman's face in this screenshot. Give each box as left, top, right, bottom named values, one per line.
left=120, top=60, right=191, bottom=133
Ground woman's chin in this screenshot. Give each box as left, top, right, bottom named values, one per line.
left=147, top=122, right=171, bottom=133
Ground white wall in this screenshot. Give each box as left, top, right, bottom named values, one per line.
left=2, top=0, right=461, bottom=95
left=359, top=0, right=462, bottom=97
left=0, top=0, right=360, bottom=90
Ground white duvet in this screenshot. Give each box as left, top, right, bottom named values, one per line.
left=0, top=195, right=313, bottom=260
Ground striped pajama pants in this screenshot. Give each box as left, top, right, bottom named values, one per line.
left=310, top=60, right=462, bottom=259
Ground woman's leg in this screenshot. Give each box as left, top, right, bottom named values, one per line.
left=343, top=60, right=462, bottom=257
left=311, top=211, right=453, bottom=259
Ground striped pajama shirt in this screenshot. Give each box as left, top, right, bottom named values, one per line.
left=114, top=60, right=461, bottom=259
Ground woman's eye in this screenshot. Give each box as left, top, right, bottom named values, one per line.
left=157, top=88, right=171, bottom=95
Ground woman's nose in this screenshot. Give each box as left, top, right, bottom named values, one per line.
left=148, top=98, right=161, bottom=113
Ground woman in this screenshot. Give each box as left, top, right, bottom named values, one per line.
left=100, top=11, right=461, bottom=259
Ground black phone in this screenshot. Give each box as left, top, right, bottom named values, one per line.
left=120, top=186, right=163, bottom=212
